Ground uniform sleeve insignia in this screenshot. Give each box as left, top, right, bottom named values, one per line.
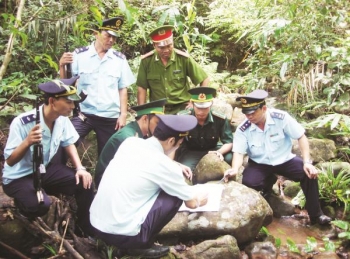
left=239, top=120, right=251, bottom=132
left=177, top=109, right=192, bottom=115
left=74, top=46, right=89, bottom=54
left=20, top=114, right=36, bottom=125
left=113, top=51, right=126, bottom=59
left=212, top=110, right=226, bottom=119
left=141, top=50, right=155, bottom=60
left=174, top=48, right=190, bottom=58
left=270, top=112, right=285, bottom=120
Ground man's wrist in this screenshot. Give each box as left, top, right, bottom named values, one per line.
left=76, top=166, right=86, bottom=171
left=303, top=159, right=313, bottom=165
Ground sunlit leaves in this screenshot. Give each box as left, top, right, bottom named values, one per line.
left=304, top=237, right=317, bottom=253
left=322, top=237, right=336, bottom=252
left=286, top=238, right=300, bottom=253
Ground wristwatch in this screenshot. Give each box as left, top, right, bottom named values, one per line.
left=76, top=166, right=86, bottom=171
left=303, top=160, right=313, bottom=165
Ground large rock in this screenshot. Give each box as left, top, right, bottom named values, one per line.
left=292, top=138, right=336, bottom=163
left=212, top=98, right=234, bottom=121
left=171, top=235, right=241, bottom=259
left=159, top=181, right=273, bottom=245
left=193, top=153, right=231, bottom=184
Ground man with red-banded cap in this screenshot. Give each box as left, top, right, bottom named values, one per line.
left=59, top=17, right=135, bottom=157
left=137, top=25, right=210, bottom=114
left=90, top=114, right=209, bottom=258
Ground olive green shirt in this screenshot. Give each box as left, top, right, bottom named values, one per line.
left=181, top=109, right=233, bottom=150
left=136, top=49, right=208, bottom=105
left=94, top=121, right=142, bottom=188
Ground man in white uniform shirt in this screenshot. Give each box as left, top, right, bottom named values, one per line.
left=224, top=89, right=331, bottom=226
left=90, top=115, right=208, bottom=258
left=59, top=17, right=136, bottom=156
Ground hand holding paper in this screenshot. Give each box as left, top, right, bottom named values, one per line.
left=180, top=184, right=224, bottom=212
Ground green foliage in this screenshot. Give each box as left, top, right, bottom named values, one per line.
left=291, top=189, right=306, bottom=209
left=304, top=236, right=317, bottom=253
left=322, top=237, right=336, bottom=252
left=42, top=243, right=57, bottom=256
left=332, top=220, right=350, bottom=241
left=286, top=238, right=300, bottom=253
left=318, top=165, right=350, bottom=217
left=258, top=226, right=281, bottom=248
left=306, top=113, right=350, bottom=133
left=151, top=0, right=212, bottom=64
left=291, top=164, right=350, bottom=219
left=205, top=0, right=350, bottom=109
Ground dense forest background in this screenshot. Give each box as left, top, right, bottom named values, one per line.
left=1, top=1, right=350, bottom=257
left=1, top=0, right=350, bottom=145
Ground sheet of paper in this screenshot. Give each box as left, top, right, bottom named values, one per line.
left=178, top=183, right=224, bottom=212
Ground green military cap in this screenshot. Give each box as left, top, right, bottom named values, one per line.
left=188, top=87, right=216, bottom=108
left=131, top=98, right=167, bottom=117
left=236, top=89, right=268, bottom=114
left=100, top=17, right=124, bottom=37
left=149, top=25, right=174, bottom=46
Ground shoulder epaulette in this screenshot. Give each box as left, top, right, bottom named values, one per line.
left=174, top=48, right=190, bottom=58
left=140, top=51, right=155, bottom=60
left=177, top=109, right=191, bottom=115
left=239, top=120, right=251, bottom=132
left=20, top=114, right=36, bottom=125
left=113, top=50, right=126, bottom=60
left=74, top=46, right=89, bottom=54
left=270, top=112, right=285, bottom=120
left=212, top=110, right=226, bottom=120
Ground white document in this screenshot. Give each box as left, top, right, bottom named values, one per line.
left=178, top=183, right=224, bottom=212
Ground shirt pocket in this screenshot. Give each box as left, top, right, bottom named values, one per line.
left=249, top=140, right=265, bottom=156
left=78, top=70, right=94, bottom=88
left=105, top=69, right=121, bottom=88
left=270, top=132, right=285, bottom=151
left=147, top=74, right=161, bottom=83
left=172, top=70, right=185, bottom=81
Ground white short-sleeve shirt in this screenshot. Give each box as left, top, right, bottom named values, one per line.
left=233, top=108, right=305, bottom=166
left=90, top=137, right=195, bottom=236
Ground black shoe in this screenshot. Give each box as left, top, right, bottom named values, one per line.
left=310, top=214, right=332, bottom=225
left=126, top=245, right=169, bottom=258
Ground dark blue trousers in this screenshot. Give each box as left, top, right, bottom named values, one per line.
left=3, top=161, right=95, bottom=236
left=71, top=113, right=118, bottom=157
left=242, top=156, right=323, bottom=218
left=93, top=191, right=182, bottom=249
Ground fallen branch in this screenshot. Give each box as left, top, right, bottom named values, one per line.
left=0, top=240, right=30, bottom=259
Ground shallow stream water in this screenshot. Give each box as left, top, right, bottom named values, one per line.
left=266, top=215, right=335, bottom=251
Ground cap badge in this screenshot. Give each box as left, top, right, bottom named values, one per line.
left=241, top=98, right=247, bottom=104
left=198, top=93, right=206, bottom=101
left=115, top=20, right=122, bottom=28
left=158, top=29, right=166, bottom=36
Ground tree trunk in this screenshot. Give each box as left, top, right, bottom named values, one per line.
left=0, top=0, right=26, bottom=81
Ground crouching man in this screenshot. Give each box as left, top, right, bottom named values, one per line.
left=2, top=77, right=94, bottom=236
left=90, top=115, right=208, bottom=258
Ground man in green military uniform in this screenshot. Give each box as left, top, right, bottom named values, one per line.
left=137, top=25, right=210, bottom=114
left=175, top=87, right=233, bottom=171
left=94, top=99, right=166, bottom=188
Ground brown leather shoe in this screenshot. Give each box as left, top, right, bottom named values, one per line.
left=126, top=245, right=169, bottom=258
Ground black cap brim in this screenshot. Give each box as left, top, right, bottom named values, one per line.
left=242, top=105, right=259, bottom=114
